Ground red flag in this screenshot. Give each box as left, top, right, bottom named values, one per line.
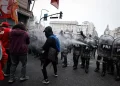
left=0, top=0, right=18, bottom=24
left=51, top=0, right=59, bottom=9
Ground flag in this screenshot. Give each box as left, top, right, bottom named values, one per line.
left=10, top=0, right=18, bottom=24
left=51, top=0, right=59, bottom=9
left=0, top=0, right=18, bottom=24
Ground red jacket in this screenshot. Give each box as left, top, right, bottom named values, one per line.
left=0, top=27, right=9, bottom=80
left=0, top=27, right=11, bottom=49
left=0, top=41, right=8, bottom=80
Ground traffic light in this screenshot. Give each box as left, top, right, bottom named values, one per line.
left=59, top=11, right=63, bottom=19
left=44, top=14, right=48, bottom=21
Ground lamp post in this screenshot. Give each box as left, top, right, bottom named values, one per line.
left=39, top=9, right=49, bottom=24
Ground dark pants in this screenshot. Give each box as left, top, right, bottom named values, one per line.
left=96, top=55, right=102, bottom=70
left=63, top=55, right=67, bottom=66
left=102, top=57, right=108, bottom=74
left=115, top=59, right=120, bottom=77
left=5, top=49, right=11, bottom=74
left=107, top=58, right=114, bottom=74
left=10, top=54, right=27, bottom=79
left=42, top=59, right=57, bottom=79
left=81, top=57, right=90, bottom=70
left=73, top=54, right=80, bottom=67
left=61, top=52, right=67, bottom=66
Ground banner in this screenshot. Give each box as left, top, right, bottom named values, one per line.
left=51, top=0, right=59, bottom=9
left=0, top=0, right=18, bottom=24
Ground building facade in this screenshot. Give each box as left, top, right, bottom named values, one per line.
left=50, top=21, right=78, bottom=34
left=0, top=0, right=33, bottom=26
left=104, top=25, right=120, bottom=38
left=77, top=21, right=98, bottom=38
left=50, top=21, right=98, bottom=38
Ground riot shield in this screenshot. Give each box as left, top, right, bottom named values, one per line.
left=112, top=37, right=120, bottom=58
left=97, top=35, right=114, bottom=58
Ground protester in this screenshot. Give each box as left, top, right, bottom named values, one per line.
left=0, top=22, right=11, bottom=77
left=8, top=23, right=30, bottom=83
left=0, top=25, right=8, bottom=80
left=41, top=26, right=60, bottom=84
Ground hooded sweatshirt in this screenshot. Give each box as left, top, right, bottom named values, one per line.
left=10, top=29, right=30, bottom=55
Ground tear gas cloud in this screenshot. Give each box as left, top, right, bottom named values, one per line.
left=27, top=20, right=94, bottom=52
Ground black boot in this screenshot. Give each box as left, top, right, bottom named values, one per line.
left=73, top=65, right=77, bottom=70
left=85, top=68, right=88, bottom=73
left=94, top=61, right=100, bottom=72
left=101, top=72, right=105, bottom=77
left=115, top=76, right=120, bottom=81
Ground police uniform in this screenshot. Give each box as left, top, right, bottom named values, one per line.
left=61, top=47, right=68, bottom=67
left=81, top=44, right=93, bottom=73
left=73, top=44, right=81, bottom=70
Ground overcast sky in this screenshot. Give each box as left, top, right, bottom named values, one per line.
left=32, top=0, right=120, bottom=36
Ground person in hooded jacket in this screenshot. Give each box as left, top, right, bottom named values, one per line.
left=8, top=23, right=30, bottom=83
left=0, top=26, right=8, bottom=80
left=41, top=26, right=60, bottom=84
left=0, top=22, right=11, bottom=77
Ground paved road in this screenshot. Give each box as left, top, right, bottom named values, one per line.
left=0, top=53, right=120, bottom=86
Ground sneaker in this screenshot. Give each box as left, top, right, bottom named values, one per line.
left=20, top=76, right=29, bottom=81
left=42, top=79, right=50, bottom=84
left=54, top=73, right=58, bottom=77
left=8, top=78, right=15, bottom=83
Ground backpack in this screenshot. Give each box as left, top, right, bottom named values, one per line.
left=47, top=35, right=60, bottom=62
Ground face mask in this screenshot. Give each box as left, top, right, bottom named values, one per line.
left=45, top=32, right=49, bottom=38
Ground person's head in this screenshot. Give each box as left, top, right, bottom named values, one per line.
left=1, top=22, right=10, bottom=28
left=43, top=26, right=53, bottom=38
left=12, top=23, right=26, bottom=31
left=89, top=34, right=92, bottom=37
left=80, top=31, right=83, bottom=35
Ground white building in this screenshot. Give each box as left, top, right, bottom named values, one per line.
left=50, top=21, right=98, bottom=38
left=104, top=25, right=120, bottom=38
left=77, top=21, right=98, bottom=38
left=50, top=21, right=78, bottom=34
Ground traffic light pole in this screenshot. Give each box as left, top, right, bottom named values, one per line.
left=39, top=9, right=49, bottom=24
left=39, top=12, right=63, bottom=23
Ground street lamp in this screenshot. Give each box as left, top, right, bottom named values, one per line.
left=39, top=9, right=49, bottom=24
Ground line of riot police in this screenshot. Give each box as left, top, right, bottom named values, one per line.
left=95, top=34, right=120, bottom=81
left=28, top=29, right=120, bottom=81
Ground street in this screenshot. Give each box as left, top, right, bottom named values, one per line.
left=0, top=53, right=120, bottom=86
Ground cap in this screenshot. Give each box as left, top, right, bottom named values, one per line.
left=43, top=26, right=52, bottom=32
left=1, top=22, right=10, bottom=27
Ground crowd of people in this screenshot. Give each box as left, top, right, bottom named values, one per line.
left=0, top=22, right=120, bottom=85
left=0, top=22, right=30, bottom=83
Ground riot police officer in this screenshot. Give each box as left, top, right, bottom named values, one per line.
left=73, top=44, right=81, bottom=70
left=112, top=37, right=120, bottom=81
left=81, top=44, right=93, bottom=73
left=61, top=47, right=69, bottom=68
